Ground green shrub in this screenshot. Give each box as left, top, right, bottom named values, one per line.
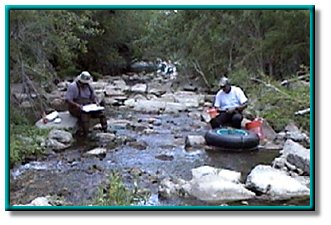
left=229, top=69, right=310, bottom=132
left=10, top=124, right=49, bottom=166
left=93, top=171, right=150, bottom=206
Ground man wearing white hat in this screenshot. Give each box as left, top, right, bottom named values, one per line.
left=210, top=76, right=248, bottom=129
left=65, top=71, right=107, bottom=136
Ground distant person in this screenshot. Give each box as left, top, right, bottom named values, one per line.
left=210, top=77, right=248, bottom=129
left=65, top=71, right=107, bottom=136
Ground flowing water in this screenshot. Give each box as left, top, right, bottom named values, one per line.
left=10, top=107, right=309, bottom=207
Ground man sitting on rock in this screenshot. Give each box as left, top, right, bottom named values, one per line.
left=210, top=76, right=248, bottom=129
left=65, top=71, right=107, bottom=136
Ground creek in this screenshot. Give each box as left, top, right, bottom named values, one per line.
left=10, top=106, right=309, bottom=206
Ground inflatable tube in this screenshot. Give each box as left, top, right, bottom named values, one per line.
left=205, top=128, right=259, bottom=150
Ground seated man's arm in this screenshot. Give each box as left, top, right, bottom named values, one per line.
left=233, top=87, right=248, bottom=113
left=235, top=101, right=248, bottom=113
left=66, top=99, right=81, bottom=109
left=65, top=84, right=81, bottom=109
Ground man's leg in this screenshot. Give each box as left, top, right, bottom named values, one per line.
left=231, top=113, right=243, bottom=129
left=91, top=111, right=108, bottom=132
left=68, top=106, right=85, bottom=136
left=100, top=114, right=108, bottom=132
left=210, top=112, right=230, bottom=129
left=81, top=113, right=90, bottom=136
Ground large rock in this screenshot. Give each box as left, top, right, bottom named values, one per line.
left=48, top=129, right=73, bottom=144
left=15, top=197, right=51, bottom=206
left=173, top=91, right=204, bottom=108
left=130, top=83, right=147, bottom=93
left=281, top=139, right=310, bottom=174
left=50, top=98, right=67, bottom=111
left=191, top=166, right=241, bottom=182
left=147, top=82, right=169, bottom=96
left=112, top=79, right=129, bottom=92
left=158, top=166, right=255, bottom=203
left=164, top=102, right=187, bottom=113
left=133, top=100, right=166, bottom=113
left=246, top=165, right=310, bottom=199
left=185, top=135, right=206, bottom=148
left=284, top=123, right=309, bottom=143
left=158, top=177, right=187, bottom=199
left=182, top=166, right=255, bottom=203
left=160, top=93, right=176, bottom=102
left=35, top=111, right=78, bottom=130
left=95, top=132, right=116, bottom=143
left=46, top=138, right=71, bottom=151
left=90, top=81, right=108, bottom=90
left=39, top=123, right=74, bottom=151
left=129, top=61, right=156, bottom=73
left=104, top=85, right=125, bottom=97
left=183, top=174, right=255, bottom=203
left=84, top=147, right=107, bottom=156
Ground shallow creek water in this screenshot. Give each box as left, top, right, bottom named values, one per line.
left=10, top=107, right=309, bottom=207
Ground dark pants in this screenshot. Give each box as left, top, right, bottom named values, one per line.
left=210, top=112, right=243, bottom=129
left=69, top=106, right=107, bottom=135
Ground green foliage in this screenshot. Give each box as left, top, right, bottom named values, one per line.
left=10, top=124, right=49, bottom=166
left=227, top=68, right=253, bottom=91
left=10, top=10, right=102, bottom=82
left=231, top=70, right=311, bottom=132
left=93, top=171, right=150, bottom=206
left=9, top=9, right=311, bottom=134
left=10, top=104, right=29, bottom=126
left=140, top=10, right=310, bottom=82
left=80, top=10, right=153, bottom=74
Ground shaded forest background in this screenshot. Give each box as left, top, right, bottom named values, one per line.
left=9, top=9, right=311, bottom=135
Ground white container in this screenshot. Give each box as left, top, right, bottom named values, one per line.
left=54, top=118, right=62, bottom=124
left=45, top=111, right=59, bottom=121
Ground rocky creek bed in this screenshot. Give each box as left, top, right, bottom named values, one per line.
left=10, top=73, right=311, bottom=207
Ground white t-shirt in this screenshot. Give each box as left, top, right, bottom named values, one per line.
left=214, top=86, right=248, bottom=110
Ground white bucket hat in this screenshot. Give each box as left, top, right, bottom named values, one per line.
left=219, top=76, right=229, bottom=87
left=77, top=71, right=92, bottom=84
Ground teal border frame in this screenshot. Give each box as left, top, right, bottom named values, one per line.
left=5, top=5, right=315, bottom=211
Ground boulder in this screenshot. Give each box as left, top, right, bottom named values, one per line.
left=281, top=139, right=310, bottom=174
left=191, top=166, right=241, bottom=183
left=46, top=138, right=71, bottom=151
left=173, top=91, right=204, bottom=108
left=246, top=165, right=310, bottom=199
left=183, top=173, right=255, bottom=203
left=160, top=166, right=255, bottom=203
left=104, top=85, right=125, bottom=97
left=95, top=132, right=116, bottom=143
left=48, top=129, right=73, bottom=144
left=85, top=147, right=107, bottom=156
left=35, top=111, right=78, bottom=130
left=158, top=177, right=187, bottom=199
left=284, top=122, right=309, bottom=143
left=111, top=79, right=129, bottom=92
left=133, top=100, right=166, bottom=113
left=15, top=197, right=51, bottom=206
left=185, top=135, right=206, bottom=148
left=164, top=102, right=187, bottom=113
left=130, top=83, right=147, bottom=93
